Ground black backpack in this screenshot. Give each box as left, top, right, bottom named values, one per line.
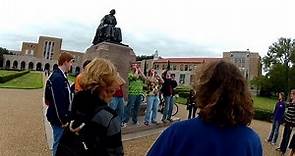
left=56, top=105, right=109, bottom=156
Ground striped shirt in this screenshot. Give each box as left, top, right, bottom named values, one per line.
left=284, top=102, right=295, bottom=126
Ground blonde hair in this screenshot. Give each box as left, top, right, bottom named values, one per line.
left=79, top=58, right=118, bottom=92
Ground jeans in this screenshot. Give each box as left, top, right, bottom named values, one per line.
left=188, top=106, right=197, bottom=119
left=123, top=95, right=141, bottom=123
left=109, top=97, right=125, bottom=122
left=267, top=120, right=281, bottom=143
left=279, top=123, right=293, bottom=153
left=144, top=95, right=159, bottom=123
left=162, top=96, right=174, bottom=120
left=51, top=125, right=64, bottom=156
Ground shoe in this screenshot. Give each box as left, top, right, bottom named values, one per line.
left=144, top=121, right=150, bottom=126
left=121, top=122, right=127, bottom=128
left=264, top=139, right=270, bottom=143
left=151, top=121, right=159, bottom=125
left=161, top=119, right=167, bottom=123
left=271, top=142, right=276, bottom=146
left=275, top=147, right=281, bottom=151
left=167, top=118, right=174, bottom=122
left=132, top=121, right=141, bottom=126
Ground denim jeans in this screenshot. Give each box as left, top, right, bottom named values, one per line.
left=267, top=120, right=281, bottom=143
left=162, top=95, right=174, bottom=120
left=279, top=123, right=293, bottom=153
left=144, top=95, right=159, bottom=123
left=109, top=96, right=125, bottom=122
left=123, top=95, right=141, bottom=123
left=51, top=125, right=64, bottom=156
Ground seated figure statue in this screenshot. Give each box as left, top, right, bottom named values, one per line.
left=92, top=9, right=122, bottom=45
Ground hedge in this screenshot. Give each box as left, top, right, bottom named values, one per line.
left=0, top=70, right=30, bottom=83
left=253, top=109, right=273, bottom=122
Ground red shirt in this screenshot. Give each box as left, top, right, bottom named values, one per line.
left=113, top=85, right=123, bottom=97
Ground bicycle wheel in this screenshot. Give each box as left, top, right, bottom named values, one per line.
left=172, top=103, right=178, bottom=116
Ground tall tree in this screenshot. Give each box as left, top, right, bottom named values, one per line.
left=0, top=47, right=10, bottom=68
left=263, top=37, right=295, bottom=94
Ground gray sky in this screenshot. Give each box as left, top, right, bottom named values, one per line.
left=1, top=0, right=295, bottom=58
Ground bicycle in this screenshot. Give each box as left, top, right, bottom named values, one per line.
left=158, top=94, right=179, bottom=116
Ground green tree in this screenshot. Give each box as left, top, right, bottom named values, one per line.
left=262, top=37, right=295, bottom=94
left=0, top=47, right=10, bottom=68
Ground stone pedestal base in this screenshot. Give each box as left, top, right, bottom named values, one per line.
left=84, top=42, right=136, bottom=99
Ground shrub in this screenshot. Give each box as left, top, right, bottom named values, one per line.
left=253, top=109, right=273, bottom=122
left=0, top=70, right=30, bottom=83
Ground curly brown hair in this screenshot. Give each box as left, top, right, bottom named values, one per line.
left=193, top=60, right=254, bottom=127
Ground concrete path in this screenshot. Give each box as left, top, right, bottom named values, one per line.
left=0, top=88, right=50, bottom=156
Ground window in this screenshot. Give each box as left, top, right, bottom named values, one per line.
left=179, top=74, right=185, bottom=84
left=162, top=64, right=166, bottom=70
left=180, top=65, right=184, bottom=71
left=154, top=64, right=159, bottom=70
left=184, top=65, right=188, bottom=71
left=188, top=65, right=193, bottom=71
left=172, top=65, right=177, bottom=71
left=30, top=50, right=34, bottom=55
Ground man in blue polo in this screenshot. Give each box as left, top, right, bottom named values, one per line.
left=44, top=52, right=74, bottom=156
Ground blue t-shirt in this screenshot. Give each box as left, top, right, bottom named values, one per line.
left=147, top=117, right=262, bottom=156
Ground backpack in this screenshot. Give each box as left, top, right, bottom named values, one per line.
left=56, top=105, right=109, bottom=156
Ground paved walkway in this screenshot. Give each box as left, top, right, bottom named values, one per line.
left=0, top=86, right=289, bottom=156
left=0, top=88, right=50, bottom=156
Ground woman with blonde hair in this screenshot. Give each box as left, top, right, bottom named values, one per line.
left=56, top=58, right=125, bottom=156
left=147, top=60, right=262, bottom=156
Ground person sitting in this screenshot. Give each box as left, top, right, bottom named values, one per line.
left=147, top=60, right=262, bottom=156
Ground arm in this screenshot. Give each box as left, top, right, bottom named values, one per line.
left=50, top=77, right=70, bottom=126
left=105, top=116, right=124, bottom=156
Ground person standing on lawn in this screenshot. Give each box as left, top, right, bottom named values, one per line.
left=265, top=92, right=286, bottom=145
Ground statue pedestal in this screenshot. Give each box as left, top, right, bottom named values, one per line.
left=84, top=42, right=136, bottom=99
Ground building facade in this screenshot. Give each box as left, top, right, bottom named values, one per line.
left=2, top=36, right=86, bottom=75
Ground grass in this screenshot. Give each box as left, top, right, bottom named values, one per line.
left=0, top=72, right=43, bottom=89
left=253, top=96, right=276, bottom=112
left=0, top=70, right=20, bottom=77
left=176, top=95, right=277, bottom=113
left=68, top=75, right=76, bottom=84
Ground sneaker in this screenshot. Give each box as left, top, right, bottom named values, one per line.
left=161, top=119, right=167, bottom=123
left=275, top=147, right=281, bottom=151
left=264, top=139, right=270, bottom=143
left=144, top=121, right=150, bottom=126
left=151, top=121, right=159, bottom=125
left=271, top=142, right=276, bottom=146
left=132, top=121, right=141, bottom=126
left=167, top=118, right=174, bottom=122
left=121, top=122, right=127, bottom=128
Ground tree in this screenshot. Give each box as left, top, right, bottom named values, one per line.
left=0, top=47, right=10, bottom=68
left=262, top=37, right=295, bottom=94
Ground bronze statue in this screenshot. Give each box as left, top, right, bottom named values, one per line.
left=92, top=9, right=122, bottom=45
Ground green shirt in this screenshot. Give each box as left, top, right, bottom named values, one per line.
left=128, top=72, right=144, bottom=95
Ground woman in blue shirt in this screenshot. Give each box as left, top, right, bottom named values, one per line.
left=265, top=92, right=285, bottom=145
left=147, top=60, right=262, bottom=156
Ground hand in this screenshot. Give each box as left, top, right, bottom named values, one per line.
left=62, top=122, right=69, bottom=128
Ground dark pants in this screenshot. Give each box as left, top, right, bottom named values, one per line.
left=188, top=106, right=197, bottom=119
left=279, top=123, right=293, bottom=153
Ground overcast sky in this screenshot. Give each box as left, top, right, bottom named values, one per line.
left=1, top=0, right=295, bottom=58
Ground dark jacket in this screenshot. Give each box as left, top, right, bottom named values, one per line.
left=161, top=79, right=177, bottom=96
left=69, top=90, right=124, bottom=156
left=45, top=68, right=72, bottom=127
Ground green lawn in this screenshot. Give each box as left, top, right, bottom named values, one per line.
left=253, top=96, right=276, bottom=112
left=0, top=72, right=43, bottom=89
left=0, top=70, right=20, bottom=77
left=176, top=95, right=277, bottom=113
left=68, top=75, right=76, bottom=84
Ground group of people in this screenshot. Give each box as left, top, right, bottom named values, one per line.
left=44, top=52, right=263, bottom=156
left=115, top=63, right=178, bottom=127
left=265, top=90, right=295, bottom=156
